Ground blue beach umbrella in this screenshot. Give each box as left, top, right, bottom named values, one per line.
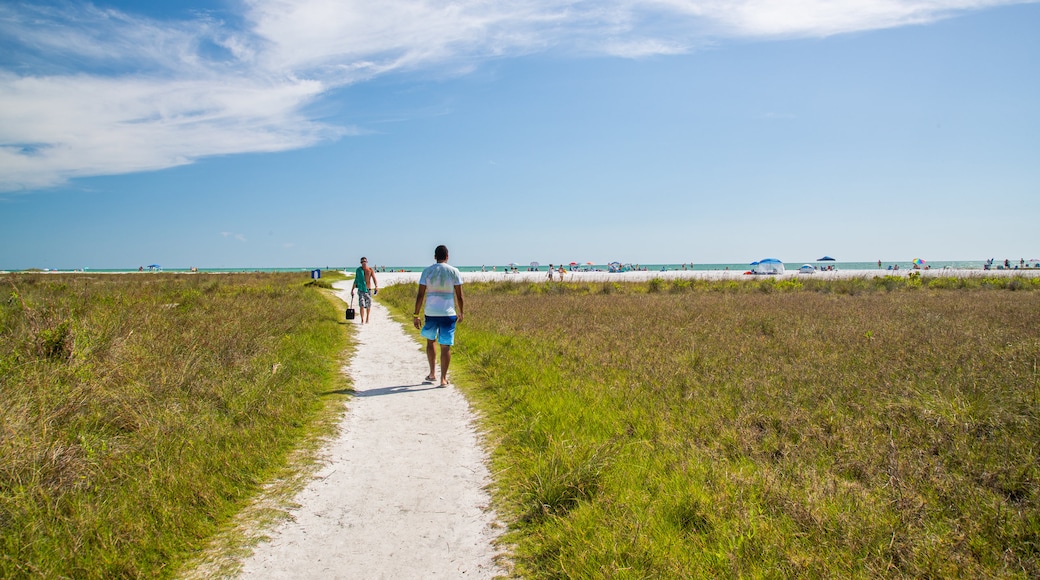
left=817, top=256, right=836, bottom=261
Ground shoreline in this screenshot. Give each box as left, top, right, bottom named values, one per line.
left=5, top=258, right=1039, bottom=276
left=370, top=267, right=1040, bottom=287
left=5, top=267, right=1040, bottom=280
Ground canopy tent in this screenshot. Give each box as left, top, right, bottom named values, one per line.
left=798, top=264, right=816, bottom=274
left=817, top=256, right=836, bottom=261
left=752, top=258, right=785, bottom=275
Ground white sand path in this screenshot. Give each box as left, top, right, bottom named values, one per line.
left=236, top=281, right=504, bottom=579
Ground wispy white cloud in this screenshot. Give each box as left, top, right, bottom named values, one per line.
left=0, top=2, right=349, bottom=191
left=650, top=0, right=1031, bottom=37
left=0, top=0, right=1033, bottom=192
left=0, top=72, right=344, bottom=190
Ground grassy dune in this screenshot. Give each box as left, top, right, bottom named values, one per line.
left=0, top=273, right=351, bottom=578
left=381, top=276, right=1040, bottom=578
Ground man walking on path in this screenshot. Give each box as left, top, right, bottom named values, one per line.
left=231, top=287, right=503, bottom=578
left=351, top=257, right=378, bottom=323
left=414, top=245, right=464, bottom=387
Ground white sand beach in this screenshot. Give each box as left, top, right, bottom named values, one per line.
left=373, top=266, right=1040, bottom=287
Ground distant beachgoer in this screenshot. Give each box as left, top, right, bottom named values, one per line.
left=558, top=264, right=566, bottom=280
left=351, top=256, right=379, bottom=324
left=548, top=264, right=554, bottom=280
left=413, top=245, right=464, bottom=388
left=878, top=260, right=882, bottom=269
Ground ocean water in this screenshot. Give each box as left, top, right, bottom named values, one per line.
left=12, top=259, right=1039, bottom=274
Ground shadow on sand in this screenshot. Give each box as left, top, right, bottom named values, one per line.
left=352, top=384, right=446, bottom=397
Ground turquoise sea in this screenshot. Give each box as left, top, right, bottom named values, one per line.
left=17, top=259, right=1038, bottom=274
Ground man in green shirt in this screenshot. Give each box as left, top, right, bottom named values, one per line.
left=351, top=257, right=378, bottom=323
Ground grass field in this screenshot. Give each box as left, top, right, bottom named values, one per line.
left=381, top=276, right=1040, bottom=578
left=0, top=272, right=351, bottom=579
left=5, top=272, right=1038, bottom=578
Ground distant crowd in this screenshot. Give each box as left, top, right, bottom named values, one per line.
left=984, top=258, right=1038, bottom=270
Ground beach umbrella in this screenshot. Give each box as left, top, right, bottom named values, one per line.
left=913, top=258, right=925, bottom=266
left=530, top=261, right=539, bottom=268
left=817, top=256, right=836, bottom=261
left=569, top=261, right=578, bottom=266
left=508, top=261, right=519, bottom=266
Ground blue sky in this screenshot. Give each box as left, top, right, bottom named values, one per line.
left=1, top=0, right=1037, bottom=269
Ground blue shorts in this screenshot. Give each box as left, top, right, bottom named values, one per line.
left=421, top=316, right=458, bottom=346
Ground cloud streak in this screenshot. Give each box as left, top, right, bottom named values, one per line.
left=0, top=0, right=1033, bottom=192
left=654, top=0, right=1032, bottom=37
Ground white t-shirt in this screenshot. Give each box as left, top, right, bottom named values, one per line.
left=419, top=262, right=463, bottom=316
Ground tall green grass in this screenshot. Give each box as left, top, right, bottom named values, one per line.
left=380, top=277, right=1040, bottom=577
left=1, top=273, right=351, bottom=578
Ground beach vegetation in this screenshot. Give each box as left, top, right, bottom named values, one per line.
left=0, top=273, right=352, bottom=579
left=380, top=276, right=1040, bottom=577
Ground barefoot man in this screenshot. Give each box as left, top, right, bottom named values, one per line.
left=351, top=257, right=378, bottom=323
left=413, top=245, right=464, bottom=387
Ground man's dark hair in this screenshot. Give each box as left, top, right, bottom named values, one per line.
left=434, top=245, right=449, bottom=261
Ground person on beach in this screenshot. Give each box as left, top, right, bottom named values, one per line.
left=351, top=257, right=379, bottom=324
left=413, top=245, right=464, bottom=387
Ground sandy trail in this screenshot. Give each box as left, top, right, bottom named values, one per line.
left=236, top=282, right=503, bottom=579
